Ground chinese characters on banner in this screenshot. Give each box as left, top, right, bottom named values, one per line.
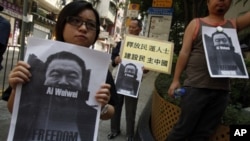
left=120, top=35, right=174, bottom=74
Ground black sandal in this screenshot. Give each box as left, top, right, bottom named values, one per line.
left=107, top=131, right=121, bottom=139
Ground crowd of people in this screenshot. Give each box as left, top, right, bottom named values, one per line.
left=1, top=0, right=250, bottom=141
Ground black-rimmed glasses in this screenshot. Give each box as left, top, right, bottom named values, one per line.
left=66, top=16, right=97, bottom=31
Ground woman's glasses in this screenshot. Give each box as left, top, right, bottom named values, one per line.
left=66, top=16, right=97, bottom=31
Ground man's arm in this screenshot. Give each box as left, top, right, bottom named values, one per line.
left=168, top=19, right=197, bottom=97
left=236, top=11, right=250, bottom=31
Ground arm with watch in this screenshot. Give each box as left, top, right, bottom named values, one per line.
left=100, top=70, right=118, bottom=120
left=100, top=103, right=115, bottom=120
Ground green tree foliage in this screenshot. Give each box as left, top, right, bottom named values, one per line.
left=135, top=0, right=249, bottom=53
left=171, top=0, right=207, bottom=53
left=134, top=0, right=208, bottom=53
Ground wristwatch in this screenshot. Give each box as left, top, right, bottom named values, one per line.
left=101, top=104, right=109, bottom=115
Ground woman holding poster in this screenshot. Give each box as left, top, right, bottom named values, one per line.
left=7, top=1, right=116, bottom=141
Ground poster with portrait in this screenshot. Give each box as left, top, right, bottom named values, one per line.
left=115, top=59, right=143, bottom=98
left=7, top=37, right=111, bottom=141
left=202, top=26, right=249, bottom=79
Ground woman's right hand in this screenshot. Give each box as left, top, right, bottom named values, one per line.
left=8, top=61, right=31, bottom=90
left=114, top=56, right=121, bottom=65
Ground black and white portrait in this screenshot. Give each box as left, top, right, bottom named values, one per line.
left=115, top=59, right=143, bottom=98
left=8, top=37, right=111, bottom=141
left=202, top=26, right=248, bottom=78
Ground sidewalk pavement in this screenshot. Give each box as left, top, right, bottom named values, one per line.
left=0, top=71, right=159, bottom=141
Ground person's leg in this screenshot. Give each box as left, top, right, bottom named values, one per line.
left=108, top=94, right=124, bottom=139
left=0, top=43, right=7, bottom=70
left=189, top=90, right=229, bottom=141
left=125, top=96, right=138, bottom=138
left=166, top=87, right=211, bottom=141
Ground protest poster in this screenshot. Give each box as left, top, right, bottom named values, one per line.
left=120, top=34, right=174, bottom=74
left=7, top=37, right=111, bottom=141
left=202, top=26, right=249, bottom=78
left=114, top=59, right=143, bottom=98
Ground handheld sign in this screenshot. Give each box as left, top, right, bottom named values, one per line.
left=120, top=34, right=174, bottom=74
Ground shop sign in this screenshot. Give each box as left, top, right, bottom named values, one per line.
left=1, top=0, right=22, bottom=19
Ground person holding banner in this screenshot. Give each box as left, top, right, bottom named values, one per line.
left=7, top=0, right=116, bottom=125
left=167, top=0, right=250, bottom=140
left=108, top=18, right=143, bottom=141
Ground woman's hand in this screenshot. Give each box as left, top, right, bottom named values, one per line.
left=95, top=83, right=115, bottom=120
left=8, top=61, right=31, bottom=113
left=95, top=83, right=111, bottom=107
left=114, top=56, right=121, bottom=65
left=9, top=61, right=31, bottom=90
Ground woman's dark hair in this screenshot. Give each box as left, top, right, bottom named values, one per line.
left=55, top=0, right=100, bottom=44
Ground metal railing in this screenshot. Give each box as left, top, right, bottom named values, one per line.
left=0, top=45, right=21, bottom=94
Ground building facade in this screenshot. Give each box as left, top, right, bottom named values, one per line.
left=0, top=0, right=126, bottom=53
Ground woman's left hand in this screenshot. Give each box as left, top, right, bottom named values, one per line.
left=95, top=83, right=111, bottom=107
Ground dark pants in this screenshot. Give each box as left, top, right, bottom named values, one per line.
left=166, top=87, right=229, bottom=141
left=110, top=93, right=138, bottom=137
left=0, top=43, right=7, bottom=70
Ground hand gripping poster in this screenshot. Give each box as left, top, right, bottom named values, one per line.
left=7, top=37, right=111, bottom=141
